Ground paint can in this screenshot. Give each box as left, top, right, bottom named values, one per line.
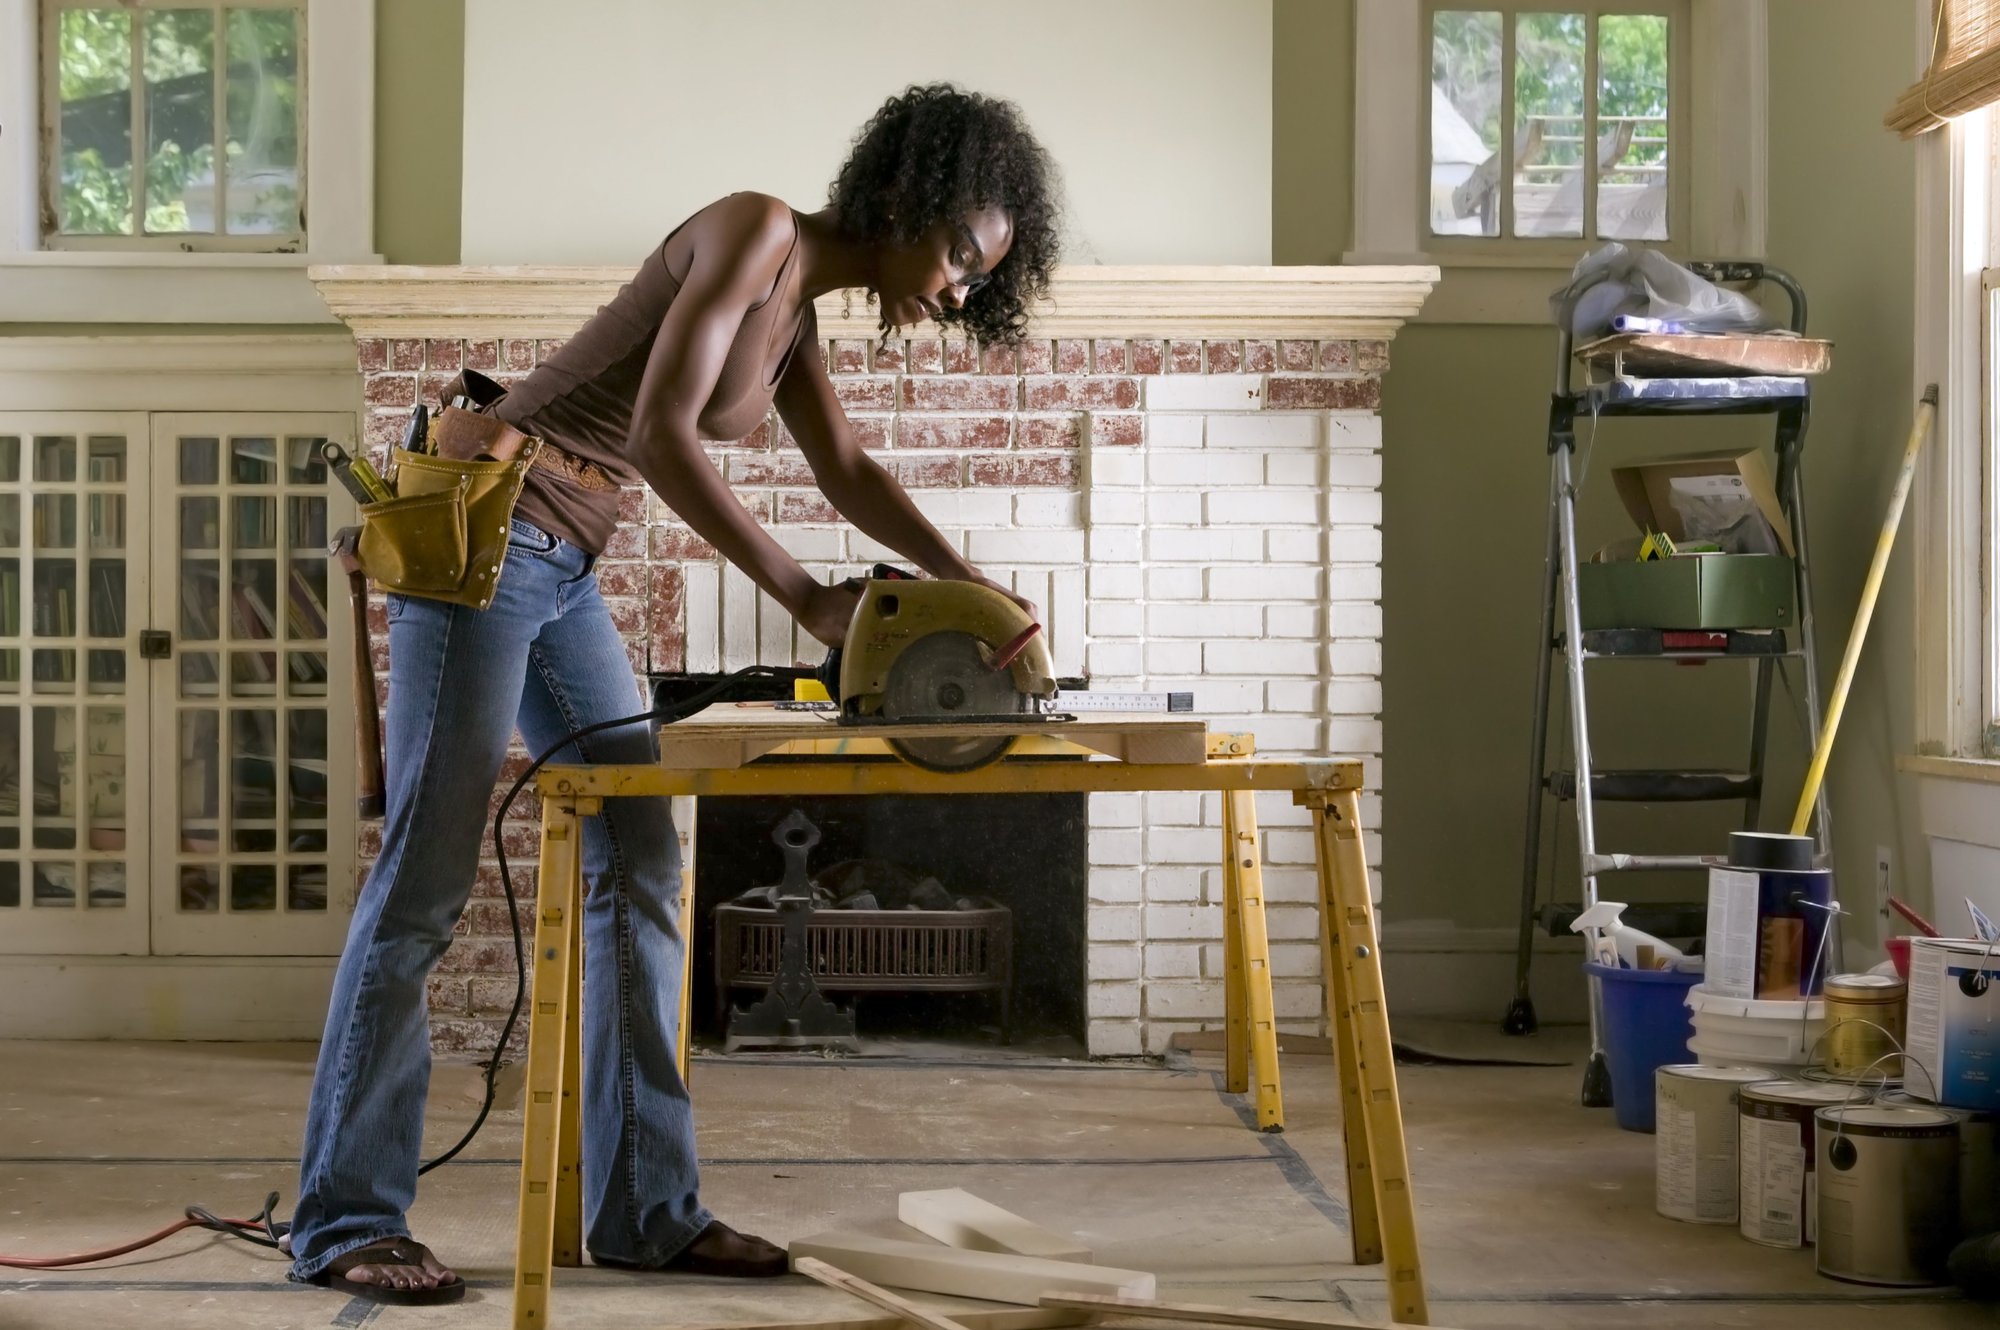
left=1906, top=938, right=2000, bottom=1110
left=1737, top=1080, right=1856, bottom=1248
left=1881, top=1089, right=2000, bottom=1240
left=1656, top=1063, right=1773, bottom=1224
left=1815, top=1105, right=1960, bottom=1286
left=1823, top=972, right=1906, bottom=1077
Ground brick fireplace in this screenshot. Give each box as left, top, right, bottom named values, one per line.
left=311, top=264, right=1435, bottom=1058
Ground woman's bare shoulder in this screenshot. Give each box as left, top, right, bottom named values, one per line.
left=664, top=192, right=799, bottom=275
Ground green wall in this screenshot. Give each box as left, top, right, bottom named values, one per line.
left=1277, top=2, right=1922, bottom=1007
left=375, top=0, right=464, bottom=265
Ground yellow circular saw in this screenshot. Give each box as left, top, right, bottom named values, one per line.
left=836, top=574, right=1058, bottom=772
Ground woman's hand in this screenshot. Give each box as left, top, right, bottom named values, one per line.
left=798, top=580, right=864, bottom=649
left=961, top=573, right=1039, bottom=624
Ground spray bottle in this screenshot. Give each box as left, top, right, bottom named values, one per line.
left=1570, top=901, right=1686, bottom=970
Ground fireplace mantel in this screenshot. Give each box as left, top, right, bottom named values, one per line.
left=308, top=264, right=1438, bottom=340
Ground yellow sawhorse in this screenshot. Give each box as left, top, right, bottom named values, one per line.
left=509, top=742, right=1427, bottom=1328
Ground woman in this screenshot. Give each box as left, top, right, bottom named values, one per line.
left=291, top=83, right=1061, bottom=1305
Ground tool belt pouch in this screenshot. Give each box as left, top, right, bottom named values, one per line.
left=354, top=419, right=543, bottom=610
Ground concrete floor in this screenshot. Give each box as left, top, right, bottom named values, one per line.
left=0, top=1029, right=1980, bottom=1329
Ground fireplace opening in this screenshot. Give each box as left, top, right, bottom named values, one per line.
left=690, top=793, right=1088, bottom=1051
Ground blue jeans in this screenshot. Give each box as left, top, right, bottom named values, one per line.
left=290, top=519, right=710, bottom=1279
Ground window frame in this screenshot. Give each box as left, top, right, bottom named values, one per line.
left=1421, top=0, right=1690, bottom=258
left=38, top=0, right=308, bottom=253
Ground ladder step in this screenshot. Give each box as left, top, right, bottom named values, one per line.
left=1569, top=628, right=1794, bottom=659
left=1547, top=770, right=1761, bottom=802
left=1541, top=901, right=1707, bottom=938
left=1582, top=852, right=1726, bottom=873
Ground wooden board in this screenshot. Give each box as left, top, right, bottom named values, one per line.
left=1041, top=1293, right=1462, bottom=1330
left=1576, top=331, right=1832, bottom=378
left=683, top=1308, right=1090, bottom=1330
left=899, top=1188, right=1092, bottom=1263
left=658, top=705, right=1210, bottom=770
left=788, top=1232, right=1156, bottom=1306
left=796, top=1257, right=978, bottom=1330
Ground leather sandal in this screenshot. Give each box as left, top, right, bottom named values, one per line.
left=309, top=1237, right=467, bottom=1305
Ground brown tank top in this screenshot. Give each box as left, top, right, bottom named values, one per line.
left=497, top=198, right=813, bottom=553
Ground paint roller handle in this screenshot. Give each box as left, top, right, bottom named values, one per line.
left=1888, top=895, right=1942, bottom=938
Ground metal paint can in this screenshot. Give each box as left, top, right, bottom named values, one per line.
left=1823, top=972, right=1906, bottom=1077
left=1815, top=1105, right=1960, bottom=1286
left=1737, top=1080, right=1856, bottom=1248
left=1656, top=1063, right=1773, bottom=1223
left=1882, top=1089, right=2000, bottom=1240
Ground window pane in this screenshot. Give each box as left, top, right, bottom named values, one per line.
left=1515, top=13, right=1587, bottom=238
left=1430, top=11, right=1503, bottom=237
left=56, top=7, right=135, bottom=235
left=1597, top=13, right=1670, bottom=240
left=142, top=8, right=217, bottom=234
left=224, top=7, right=302, bottom=235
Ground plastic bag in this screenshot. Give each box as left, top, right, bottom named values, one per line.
left=1554, top=242, right=1774, bottom=338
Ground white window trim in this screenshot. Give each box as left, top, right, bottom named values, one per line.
left=1351, top=0, right=1766, bottom=324
left=0, top=0, right=379, bottom=322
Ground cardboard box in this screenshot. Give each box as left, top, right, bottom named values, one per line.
left=1609, top=449, right=1795, bottom=557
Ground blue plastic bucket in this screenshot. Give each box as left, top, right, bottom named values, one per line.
left=1587, top=960, right=1702, bottom=1132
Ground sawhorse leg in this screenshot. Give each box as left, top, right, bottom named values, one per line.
left=674, top=794, right=698, bottom=1083
left=514, top=794, right=597, bottom=1330
left=1304, top=789, right=1427, bottom=1325
left=1220, top=790, right=1284, bottom=1131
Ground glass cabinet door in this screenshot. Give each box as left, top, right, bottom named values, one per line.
left=0, top=416, right=150, bottom=955
left=150, top=414, right=355, bottom=956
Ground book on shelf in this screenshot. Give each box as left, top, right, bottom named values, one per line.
left=89, top=562, right=124, bottom=639
left=231, top=581, right=278, bottom=641
left=286, top=566, right=328, bottom=640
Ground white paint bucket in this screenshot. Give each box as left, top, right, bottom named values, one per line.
left=1815, top=1105, right=1960, bottom=1286
left=1882, top=1089, right=1999, bottom=1241
left=1738, top=1080, right=1856, bottom=1248
left=1685, top=986, right=1825, bottom=1068
left=1656, top=1063, right=1773, bottom=1224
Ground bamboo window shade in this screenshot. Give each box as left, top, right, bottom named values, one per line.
left=1888, top=0, right=2000, bottom=136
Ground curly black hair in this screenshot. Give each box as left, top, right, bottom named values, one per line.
left=828, top=83, right=1061, bottom=346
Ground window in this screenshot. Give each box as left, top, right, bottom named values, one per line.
left=40, top=0, right=304, bottom=251
left=1427, top=3, right=1684, bottom=247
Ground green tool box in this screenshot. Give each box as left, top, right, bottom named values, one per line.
left=1576, top=554, right=1795, bottom=630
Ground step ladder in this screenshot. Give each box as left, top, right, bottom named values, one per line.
left=1504, top=262, right=1832, bottom=1106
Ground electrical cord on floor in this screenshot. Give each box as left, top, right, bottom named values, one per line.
left=1, top=663, right=803, bottom=1271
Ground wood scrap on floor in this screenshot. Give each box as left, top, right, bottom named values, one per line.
left=683, top=1310, right=1090, bottom=1330
left=796, top=1256, right=979, bottom=1330
left=899, top=1188, right=1093, bottom=1263
left=789, top=1231, right=1156, bottom=1305
left=1040, top=1293, right=1378, bottom=1330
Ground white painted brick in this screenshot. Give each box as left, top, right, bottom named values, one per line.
left=1329, top=604, right=1385, bottom=638
left=1144, top=374, right=1265, bottom=411
left=1088, top=452, right=1145, bottom=486
left=1266, top=870, right=1322, bottom=905
left=684, top=562, right=720, bottom=672
left=1088, top=983, right=1142, bottom=1019
left=1147, top=981, right=1225, bottom=1020
left=1149, top=827, right=1221, bottom=864
left=1088, top=490, right=1144, bottom=525
left=721, top=565, right=759, bottom=671
left=1089, top=829, right=1142, bottom=866
left=1145, top=490, right=1204, bottom=525
left=910, top=491, right=963, bottom=526
left=1051, top=567, right=1086, bottom=675
left=1142, top=566, right=1202, bottom=600
left=1088, top=526, right=1142, bottom=563
left=1015, top=492, right=1082, bottom=527
left=848, top=532, right=899, bottom=563
left=1145, top=603, right=1262, bottom=638
left=1145, top=904, right=1218, bottom=940
left=1266, top=680, right=1321, bottom=712
left=1253, top=717, right=1324, bottom=753
left=1089, top=565, right=1143, bottom=600
left=1089, top=1021, right=1144, bottom=1056
left=1266, top=907, right=1321, bottom=940
left=1147, top=452, right=1267, bottom=487
left=1273, top=984, right=1326, bottom=1020
left=1088, top=869, right=1144, bottom=903
left=1146, top=792, right=1205, bottom=824
left=1148, top=413, right=1205, bottom=448
left=1145, top=1022, right=1201, bottom=1056
left=1168, top=678, right=1260, bottom=712
left=1088, top=906, right=1142, bottom=942
left=1208, top=565, right=1321, bottom=601
left=1326, top=680, right=1384, bottom=713
left=1261, top=532, right=1320, bottom=567
left=1326, top=413, right=1382, bottom=450
left=1145, top=944, right=1203, bottom=978
left=1208, top=490, right=1318, bottom=525
left=1327, top=527, right=1384, bottom=562
left=1207, top=411, right=1320, bottom=449
left=1326, top=491, right=1384, bottom=524
left=1328, top=640, right=1383, bottom=674
left=1091, top=792, right=1143, bottom=827
left=1201, top=943, right=1226, bottom=977
left=959, top=490, right=1016, bottom=526
left=1087, top=641, right=1144, bottom=676
left=1206, top=640, right=1319, bottom=675
left=1089, top=602, right=1144, bottom=637
left=1326, top=718, right=1385, bottom=754
left=1327, top=566, right=1383, bottom=600
left=1267, top=605, right=1323, bottom=638
left=1151, top=528, right=1264, bottom=561
left=965, top=529, right=1082, bottom=563
left=1266, top=453, right=1321, bottom=486
left=1358, top=793, right=1383, bottom=829
left=1143, top=868, right=1205, bottom=902
left=1326, top=453, right=1384, bottom=488
left=1145, top=641, right=1203, bottom=674
left=1257, top=797, right=1312, bottom=827
left=1090, top=944, right=1142, bottom=981
left=770, top=527, right=844, bottom=560
left=1265, top=828, right=1318, bottom=865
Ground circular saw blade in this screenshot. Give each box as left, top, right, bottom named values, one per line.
left=881, top=631, right=1031, bottom=772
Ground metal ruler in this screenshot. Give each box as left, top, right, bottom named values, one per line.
left=1056, top=691, right=1194, bottom=714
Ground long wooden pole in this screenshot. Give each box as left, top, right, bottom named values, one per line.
left=1790, top=386, right=1938, bottom=835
